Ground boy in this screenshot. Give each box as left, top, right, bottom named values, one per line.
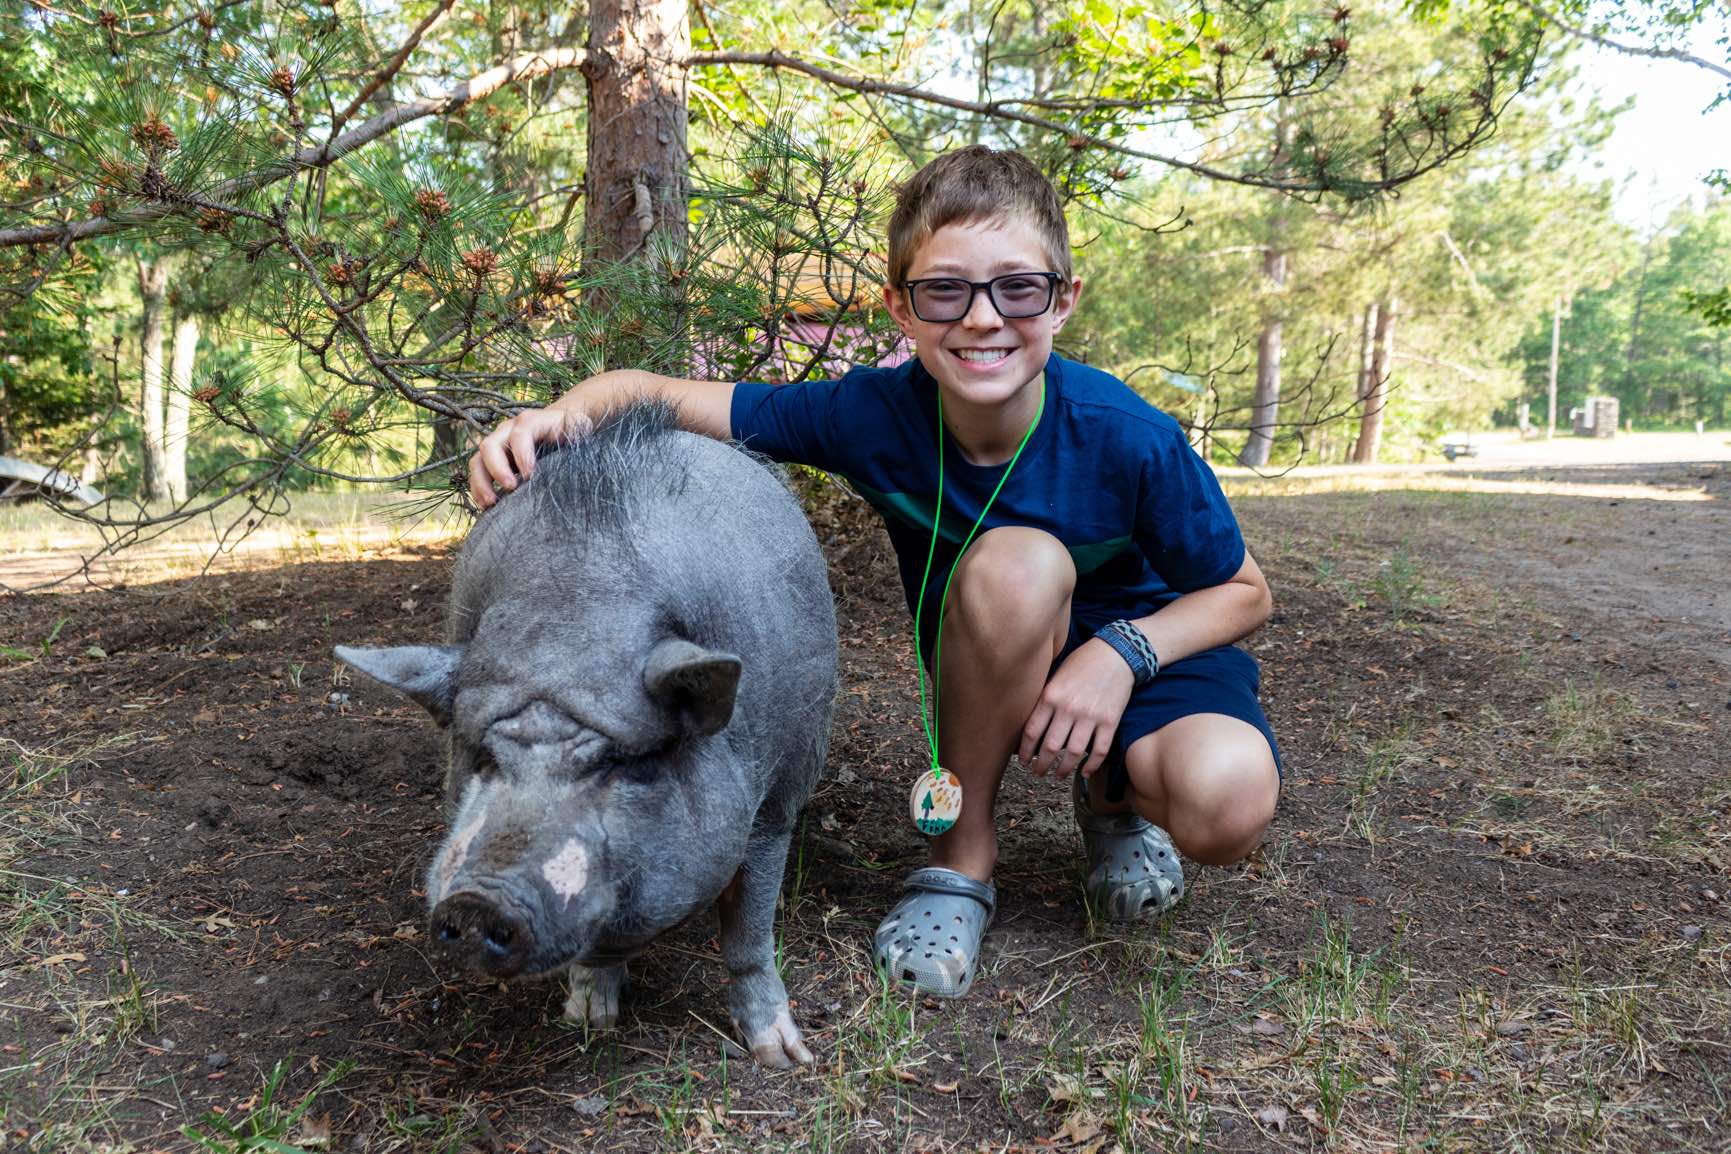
left=468, top=146, right=1278, bottom=999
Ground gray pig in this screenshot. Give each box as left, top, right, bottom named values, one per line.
left=335, top=404, right=836, bottom=1067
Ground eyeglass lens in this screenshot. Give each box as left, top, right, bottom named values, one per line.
left=911, top=274, right=1055, bottom=322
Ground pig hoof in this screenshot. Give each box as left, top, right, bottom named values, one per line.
left=740, top=1009, right=812, bottom=1069
left=562, top=962, right=625, bottom=1030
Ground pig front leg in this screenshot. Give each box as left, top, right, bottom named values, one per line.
left=562, top=961, right=626, bottom=1030
left=716, top=831, right=812, bottom=1068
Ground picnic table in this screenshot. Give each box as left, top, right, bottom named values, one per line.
left=0, top=454, right=105, bottom=505
left=1438, top=435, right=1479, bottom=462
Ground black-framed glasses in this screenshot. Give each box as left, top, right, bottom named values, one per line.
left=901, top=272, right=1062, bottom=323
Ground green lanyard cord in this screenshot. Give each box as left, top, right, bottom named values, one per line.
left=913, top=380, right=1045, bottom=778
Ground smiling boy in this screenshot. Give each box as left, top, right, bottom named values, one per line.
left=470, top=146, right=1279, bottom=999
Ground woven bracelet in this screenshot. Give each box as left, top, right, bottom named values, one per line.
left=1094, top=620, right=1161, bottom=687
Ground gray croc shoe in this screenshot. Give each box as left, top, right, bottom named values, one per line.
left=872, top=867, right=995, bottom=998
left=1073, top=774, right=1185, bottom=921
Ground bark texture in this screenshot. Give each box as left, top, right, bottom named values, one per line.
left=1238, top=246, right=1287, bottom=468
left=1350, top=296, right=1397, bottom=464
left=583, top=0, right=690, bottom=284
left=167, top=312, right=198, bottom=504
left=138, top=258, right=171, bottom=503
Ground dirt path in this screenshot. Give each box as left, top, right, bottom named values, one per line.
left=1, top=463, right=1726, bottom=1153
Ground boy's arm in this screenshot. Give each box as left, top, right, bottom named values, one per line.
left=1019, top=552, right=1272, bottom=780
left=1128, top=550, right=1272, bottom=667
left=468, top=370, right=736, bottom=509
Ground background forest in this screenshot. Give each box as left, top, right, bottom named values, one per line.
left=0, top=0, right=1727, bottom=533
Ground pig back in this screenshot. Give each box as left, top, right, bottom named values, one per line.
left=450, top=403, right=837, bottom=804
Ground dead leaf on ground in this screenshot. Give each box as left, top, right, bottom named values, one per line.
left=294, top=1112, right=332, bottom=1148
left=1047, top=1073, right=1093, bottom=1106
left=1054, top=1110, right=1107, bottom=1151
left=1251, top=1015, right=1285, bottom=1035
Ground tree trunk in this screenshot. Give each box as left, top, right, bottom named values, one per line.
left=1347, top=301, right=1379, bottom=461
left=1546, top=295, right=1562, bottom=439
left=1357, top=302, right=1379, bottom=403
left=80, top=444, right=102, bottom=487
left=1351, top=296, right=1397, bottom=464
left=1238, top=246, right=1286, bottom=468
left=1238, top=113, right=1292, bottom=469
left=583, top=0, right=689, bottom=331
left=426, top=415, right=465, bottom=476
left=166, top=311, right=198, bottom=504
left=138, top=257, right=171, bottom=502
left=1625, top=235, right=1653, bottom=418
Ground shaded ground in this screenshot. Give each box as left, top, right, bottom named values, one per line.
left=1, top=462, right=1726, bottom=1153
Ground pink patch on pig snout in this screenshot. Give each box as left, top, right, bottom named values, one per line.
left=541, top=838, right=590, bottom=906
left=433, top=812, right=486, bottom=902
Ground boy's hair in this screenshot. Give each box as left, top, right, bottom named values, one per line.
left=886, top=146, right=1073, bottom=289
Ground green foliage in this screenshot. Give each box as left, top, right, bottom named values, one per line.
left=1684, top=285, right=1731, bottom=328
left=181, top=1059, right=354, bottom=1153
left=0, top=0, right=1700, bottom=513
left=0, top=292, right=101, bottom=458
left=1515, top=198, right=1731, bottom=425
left=1062, top=12, right=1704, bottom=464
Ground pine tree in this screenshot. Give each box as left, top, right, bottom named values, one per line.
left=0, top=0, right=1546, bottom=539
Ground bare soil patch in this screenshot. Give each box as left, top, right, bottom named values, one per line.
left=2, top=463, right=1726, bottom=1152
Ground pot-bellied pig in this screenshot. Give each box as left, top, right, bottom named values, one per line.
left=335, top=403, right=837, bottom=1067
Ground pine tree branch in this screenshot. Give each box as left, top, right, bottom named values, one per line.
left=692, top=49, right=1486, bottom=194
left=0, top=46, right=586, bottom=249
left=1, top=36, right=1519, bottom=253
left=1512, top=0, right=1731, bottom=83
left=135, top=0, right=255, bottom=39
left=330, top=0, right=461, bottom=137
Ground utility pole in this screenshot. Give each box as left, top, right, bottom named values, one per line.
left=1546, top=294, right=1562, bottom=440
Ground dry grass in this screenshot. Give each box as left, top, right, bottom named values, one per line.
left=0, top=491, right=466, bottom=589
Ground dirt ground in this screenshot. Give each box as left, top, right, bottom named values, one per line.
left=1, top=458, right=1726, bottom=1153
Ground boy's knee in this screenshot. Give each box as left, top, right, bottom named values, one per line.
left=1186, top=755, right=1276, bottom=864
left=950, top=527, right=1074, bottom=623
left=1129, top=728, right=1277, bottom=865
left=1183, top=793, right=1274, bottom=865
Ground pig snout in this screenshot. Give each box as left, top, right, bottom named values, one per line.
left=430, top=891, right=534, bottom=978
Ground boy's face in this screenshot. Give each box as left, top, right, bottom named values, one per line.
left=885, top=214, right=1082, bottom=412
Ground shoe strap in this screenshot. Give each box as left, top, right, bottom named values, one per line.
left=1072, top=773, right=1152, bottom=836
left=1076, top=809, right=1153, bottom=836
left=902, top=867, right=996, bottom=917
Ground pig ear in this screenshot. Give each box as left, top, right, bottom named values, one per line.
left=644, top=638, right=742, bottom=738
left=334, top=644, right=464, bottom=726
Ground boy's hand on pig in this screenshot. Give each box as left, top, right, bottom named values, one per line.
left=1018, top=639, right=1134, bottom=780
left=468, top=406, right=594, bottom=509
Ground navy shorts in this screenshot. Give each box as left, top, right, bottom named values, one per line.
left=1054, top=626, right=1281, bottom=804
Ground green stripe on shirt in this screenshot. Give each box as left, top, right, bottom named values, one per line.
left=844, top=476, right=1133, bottom=574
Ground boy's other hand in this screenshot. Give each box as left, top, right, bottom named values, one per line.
left=468, top=406, right=593, bottom=510
left=1018, top=639, right=1135, bottom=780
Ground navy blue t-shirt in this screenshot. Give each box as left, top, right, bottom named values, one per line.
left=730, top=353, right=1246, bottom=656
